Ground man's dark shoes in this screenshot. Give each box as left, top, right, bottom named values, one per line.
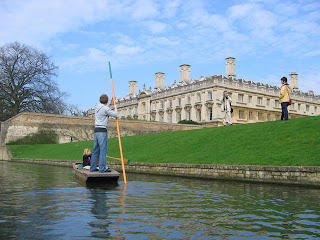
left=99, top=169, right=112, bottom=173
left=90, top=169, right=99, bottom=172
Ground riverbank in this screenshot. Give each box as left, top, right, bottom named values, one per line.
left=7, top=116, right=320, bottom=166
left=5, top=158, right=320, bottom=187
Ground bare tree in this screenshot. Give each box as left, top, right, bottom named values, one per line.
left=67, top=104, right=86, bottom=116
left=0, top=42, right=68, bottom=121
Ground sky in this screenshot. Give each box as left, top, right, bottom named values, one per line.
left=1, top=0, right=320, bottom=111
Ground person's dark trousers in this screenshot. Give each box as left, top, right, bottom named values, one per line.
left=281, top=102, right=289, bottom=120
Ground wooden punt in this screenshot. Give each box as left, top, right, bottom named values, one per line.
left=73, top=163, right=120, bottom=182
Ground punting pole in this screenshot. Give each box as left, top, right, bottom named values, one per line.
left=108, top=62, right=127, bottom=184
left=107, top=155, right=130, bottom=164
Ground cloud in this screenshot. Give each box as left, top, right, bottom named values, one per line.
left=110, top=33, right=136, bottom=46
left=142, top=20, right=168, bottom=34
left=145, top=36, right=180, bottom=46
left=113, top=45, right=144, bottom=55
left=298, top=70, right=320, bottom=94
left=60, top=48, right=110, bottom=72
left=129, top=0, right=159, bottom=19
left=228, top=3, right=256, bottom=20
left=163, top=0, right=181, bottom=17
left=2, top=0, right=320, bottom=96
left=0, top=0, right=118, bottom=46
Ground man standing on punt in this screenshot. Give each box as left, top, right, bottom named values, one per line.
left=90, top=94, right=118, bottom=172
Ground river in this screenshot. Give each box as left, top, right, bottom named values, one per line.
left=0, top=161, right=319, bottom=239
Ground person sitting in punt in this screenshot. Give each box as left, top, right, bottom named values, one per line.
left=82, top=148, right=92, bottom=166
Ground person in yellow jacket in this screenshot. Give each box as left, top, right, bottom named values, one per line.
left=279, top=77, right=291, bottom=120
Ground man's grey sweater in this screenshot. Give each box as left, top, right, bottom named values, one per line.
left=94, top=103, right=118, bottom=129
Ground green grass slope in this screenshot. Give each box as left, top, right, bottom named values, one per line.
left=8, top=116, right=320, bottom=166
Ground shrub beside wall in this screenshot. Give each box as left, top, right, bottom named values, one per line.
left=7, top=129, right=58, bottom=145
left=178, top=120, right=202, bottom=125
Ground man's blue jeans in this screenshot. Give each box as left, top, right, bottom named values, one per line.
left=90, top=132, right=108, bottom=172
left=281, top=102, right=289, bottom=120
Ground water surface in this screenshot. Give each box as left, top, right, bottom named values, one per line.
left=0, top=161, right=319, bottom=239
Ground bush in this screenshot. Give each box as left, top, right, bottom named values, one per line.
left=178, top=120, right=202, bottom=125
left=7, top=129, right=59, bottom=145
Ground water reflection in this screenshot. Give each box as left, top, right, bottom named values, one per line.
left=0, top=162, right=319, bottom=239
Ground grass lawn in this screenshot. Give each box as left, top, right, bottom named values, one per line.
left=8, top=116, right=320, bottom=166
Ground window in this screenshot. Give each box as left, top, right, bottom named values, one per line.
left=298, top=103, right=301, bottom=110
left=267, top=99, right=270, bottom=106
left=160, top=115, right=164, bottom=122
left=249, top=112, right=253, bottom=120
left=143, top=103, right=146, bottom=111
left=238, top=94, right=244, bottom=102
left=208, top=91, right=212, bottom=100
left=177, top=112, right=181, bottom=122
left=197, top=109, right=201, bottom=121
left=151, top=115, right=155, bottom=121
left=267, top=114, right=271, bottom=121
left=197, top=93, right=201, bottom=102
left=275, top=100, right=279, bottom=108
left=187, top=95, right=191, bottom=104
left=248, top=96, right=252, bottom=103
left=208, top=107, right=213, bottom=121
left=186, top=110, right=191, bottom=120
left=275, top=115, right=280, bottom=120
left=178, top=97, right=181, bottom=106
left=258, top=113, right=263, bottom=121
left=315, top=106, right=318, bottom=113
left=169, top=100, right=172, bottom=108
left=239, top=110, right=245, bottom=119
left=168, top=114, right=172, bottom=123
left=160, top=101, right=164, bottom=109
left=152, top=102, right=156, bottom=110
left=257, top=97, right=262, bottom=105
left=306, top=105, right=310, bottom=112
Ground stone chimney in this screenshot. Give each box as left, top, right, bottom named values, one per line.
left=226, top=57, right=236, bottom=78
left=180, top=64, right=191, bottom=83
left=290, top=72, right=298, bottom=90
left=129, top=81, right=137, bottom=95
left=155, top=72, right=165, bottom=89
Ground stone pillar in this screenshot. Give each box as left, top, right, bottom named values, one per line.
left=290, top=72, right=298, bottom=90
left=0, top=146, right=12, bottom=160
left=155, top=72, right=165, bottom=89
left=129, top=81, right=137, bottom=95
left=180, top=64, right=191, bottom=83
left=226, top=57, right=236, bottom=78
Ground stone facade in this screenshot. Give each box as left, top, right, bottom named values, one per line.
left=105, top=57, right=320, bottom=125
left=0, top=112, right=201, bottom=145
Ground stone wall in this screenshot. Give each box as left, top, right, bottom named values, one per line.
left=115, top=162, right=320, bottom=187
left=0, top=113, right=95, bottom=145
left=5, top=158, right=320, bottom=187
left=0, top=146, right=12, bottom=161
left=0, top=112, right=201, bottom=145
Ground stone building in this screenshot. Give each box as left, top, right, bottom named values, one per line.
left=90, top=57, right=320, bottom=126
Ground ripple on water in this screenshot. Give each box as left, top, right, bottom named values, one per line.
left=0, top=162, right=319, bottom=239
